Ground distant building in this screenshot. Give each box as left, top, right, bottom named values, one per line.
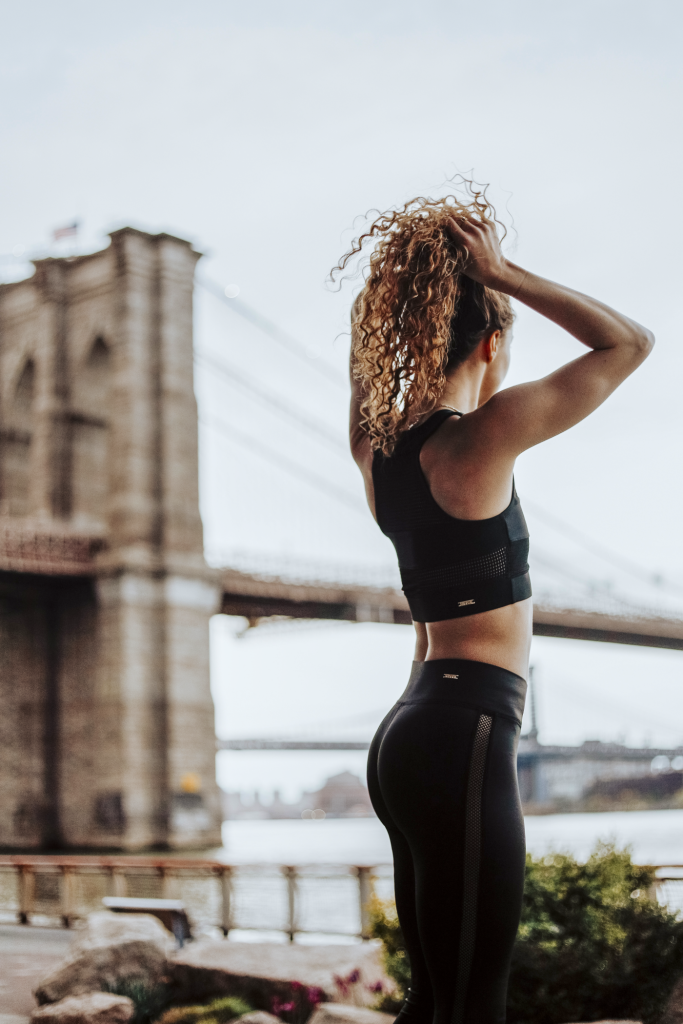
left=518, top=737, right=683, bottom=811
left=302, top=771, right=374, bottom=818
left=583, top=769, right=683, bottom=810
left=222, top=770, right=374, bottom=820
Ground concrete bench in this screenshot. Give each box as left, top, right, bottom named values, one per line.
left=102, top=897, right=192, bottom=946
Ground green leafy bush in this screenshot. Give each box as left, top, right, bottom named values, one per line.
left=156, top=996, right=253, bottom=1024
left=102, top=979, right=172, bottom=1024
left=367, top=897, right=410, bottom=1014
left=369, top=843, right=683, bottom=1024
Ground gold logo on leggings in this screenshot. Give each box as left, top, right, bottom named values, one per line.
left=443, top=673, right=459, bottom=679
left=458, top=599, right=476, bottom=606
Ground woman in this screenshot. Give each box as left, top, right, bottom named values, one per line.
left=337, top=193, right=653, bottom=1023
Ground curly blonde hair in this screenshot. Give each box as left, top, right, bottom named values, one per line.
left=333, top=188, right=514, bottom=455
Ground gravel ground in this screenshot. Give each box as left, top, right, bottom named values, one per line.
left=0, top=925, right=72, bottom=1017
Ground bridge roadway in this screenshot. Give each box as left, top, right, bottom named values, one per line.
left=221, top=567, right=683, bottom=652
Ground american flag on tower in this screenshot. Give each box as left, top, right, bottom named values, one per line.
left=52, top=222, right=79, bottom=241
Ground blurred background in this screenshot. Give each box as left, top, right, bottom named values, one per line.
left=2, top=0, right=683, bottom=872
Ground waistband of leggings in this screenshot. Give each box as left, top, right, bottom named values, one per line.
left=399, top=659, right=527, bottom=726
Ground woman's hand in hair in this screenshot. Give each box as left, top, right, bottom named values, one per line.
left=446, top=216, right=518, bottom=291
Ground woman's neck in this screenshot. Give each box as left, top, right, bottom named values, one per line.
left=438, top=365, right=487, bottom=414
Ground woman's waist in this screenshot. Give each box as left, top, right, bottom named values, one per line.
left=399, top=657, right=528, bottom=726
left=420, top=599, right=532, bottom=679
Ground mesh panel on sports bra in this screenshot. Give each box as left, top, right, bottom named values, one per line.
left=402, top=547, right=508, bottom=591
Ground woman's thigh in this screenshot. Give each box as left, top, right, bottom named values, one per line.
left=376, top=700, right=525, bottom=1024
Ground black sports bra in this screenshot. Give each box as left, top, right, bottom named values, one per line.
left=372, top=409, right=532, bottom=623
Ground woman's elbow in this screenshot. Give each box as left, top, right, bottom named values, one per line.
left=636, top=327, right=655, bottom=358
left=625, top=324, right=655, bottom=361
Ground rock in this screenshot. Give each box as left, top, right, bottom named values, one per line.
left=30, top=992, right=135, bottom=1024
left=236, top=1014, right=283, bottom=1024
left=33, top=911, right=173, bottom=1005
left=308, top=1004, right=395, bottom=1024
left=169, top=941, right=395, bottom=1008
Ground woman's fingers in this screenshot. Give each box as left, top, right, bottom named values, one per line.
left=447, top=216, right=477, bottom=236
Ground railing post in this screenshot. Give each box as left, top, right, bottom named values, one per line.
left=111, top=868, right=127, bottom=897
left=647, top=878, right=662, bottom=903
left=220, top=867, right=233, bottom=937
left=61, top=867, right=76, bottom=928
left=357, top=866, right=374, bottom=941
left=283, top=866, right=298, bottom=943
left=160, top=866, right=179, bottom=900
left=18, top=866, right=34, bottom=925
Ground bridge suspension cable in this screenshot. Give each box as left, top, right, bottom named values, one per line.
left=200, top=413, right=366, bottom=514
left=195, top=350, right=348, bottom=454
left=198, top=275, right=347, bottom=389
left=524, top=498, right=683, bottom=597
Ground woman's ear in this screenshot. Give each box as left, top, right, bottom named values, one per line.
left=483, top=330, right=501, bottom=363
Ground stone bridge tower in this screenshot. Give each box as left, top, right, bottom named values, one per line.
left=0, top=228, right=222, bottom=850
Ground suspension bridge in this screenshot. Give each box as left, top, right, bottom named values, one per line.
left=1, top=229, right=681, bottom=851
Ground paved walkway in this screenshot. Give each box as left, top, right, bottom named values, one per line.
left=0, top=925, right=72, bottom=1017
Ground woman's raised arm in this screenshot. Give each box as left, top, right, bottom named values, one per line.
left=447, top=217, right=655, bottom=455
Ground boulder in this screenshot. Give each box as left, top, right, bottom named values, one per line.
left=30, top=992, right=135, bottom=1024
left=236, top=1014, right=283, bottom=1024
left=33, top=911, right=173, bottom=1005
left=169, top=941, right=395, bottom=1008
left=308, top=1004, right=395, bottom=1024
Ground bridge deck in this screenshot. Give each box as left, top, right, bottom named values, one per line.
left=221, top=567, right=683, bottom=651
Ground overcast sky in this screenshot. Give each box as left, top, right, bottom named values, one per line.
left=3, top=0, right=683, bottom=798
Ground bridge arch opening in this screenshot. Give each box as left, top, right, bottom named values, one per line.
left=0, top=357, right=35, bottom=517
left=71, top=335, right=111, bottom=526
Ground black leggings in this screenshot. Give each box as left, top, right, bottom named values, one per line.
left=367, top=659, right=527, bottom=1024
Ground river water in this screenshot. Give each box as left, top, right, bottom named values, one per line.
left=219, top=808, right=683, bottom=866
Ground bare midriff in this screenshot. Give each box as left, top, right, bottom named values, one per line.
left=413, top=597, right=533, bottom=680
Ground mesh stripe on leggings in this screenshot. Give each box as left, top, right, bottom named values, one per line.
left=452, top=713, right=493, bottom=1024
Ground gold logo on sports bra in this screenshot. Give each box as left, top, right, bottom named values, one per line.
left=458, top=599, right=476, bottom=607
left=443, top=673, right=459, bottom=679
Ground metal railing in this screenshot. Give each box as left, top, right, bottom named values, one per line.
left=1, top=856, right=681, bottom=941
left=0, top=856, right=391, bottom=942
left=653, top=866, right=683, bottom=915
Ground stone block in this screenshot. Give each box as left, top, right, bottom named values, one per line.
left=308, top=1004, right=395, bottom=1024
left=33, top=912, right=172, bottom=1005
left=30, top=993, right=135, bottom=1024
left=170, top=941, right=395, bottom=1008
left=236, top=1014, right=283, bottom=1024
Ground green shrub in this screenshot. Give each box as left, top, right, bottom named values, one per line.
left=369, top=843, right=683, bottom=1024
left=102, top=979, right=171, bottom=1024
left=156, top=996, right=253, bottom=1024
left=367, top=897, right=410, bottom=1014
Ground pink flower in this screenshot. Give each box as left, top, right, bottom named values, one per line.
left=272, top=998, right=296, bottom=1016
left=333, top=974, right=349, bottom=997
